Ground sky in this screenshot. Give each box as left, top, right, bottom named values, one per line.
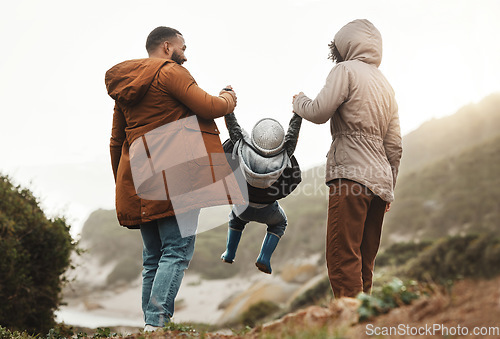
left=1, top=0, right=499, bottom=236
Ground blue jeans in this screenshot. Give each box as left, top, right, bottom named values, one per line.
left=230, top=201, right=287, bottom=237
left=139, top=211, right=199, bottom=327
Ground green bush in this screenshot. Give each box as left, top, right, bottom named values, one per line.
left=0, top=325, right=35, bottom=339
left=0, top=175, right=76, bottom=335
left=357, top=278, right=420, bottom=321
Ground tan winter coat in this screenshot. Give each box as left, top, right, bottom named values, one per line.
left=293, top=19, right=402, bottom=202
left=105, top=58, right=244, bottom=227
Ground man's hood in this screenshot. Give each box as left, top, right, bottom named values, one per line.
left=105, top=58, right=173, bottom=106
left=334, top=19, right=382, bottom=67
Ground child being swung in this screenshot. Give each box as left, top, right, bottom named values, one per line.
left=221, top=112, right=302, bottom=274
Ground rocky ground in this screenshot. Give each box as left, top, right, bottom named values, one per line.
left=68, top=276, right=500, bottom=338
left=347, top=277, right=500, bottom=339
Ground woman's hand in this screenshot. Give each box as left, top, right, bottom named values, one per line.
left=292, top=92, right=304, bottom=104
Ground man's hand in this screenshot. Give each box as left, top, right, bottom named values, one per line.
left=220, top=85, right=237, bottom=106
left=385, top=202, right=391, bottom=213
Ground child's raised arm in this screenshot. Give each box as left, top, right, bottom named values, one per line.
left=284, top=113, right=302, bottom=156
left=224, top=112, right=244, bottom=143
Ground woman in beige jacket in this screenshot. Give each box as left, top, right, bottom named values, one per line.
left=293, top=19, right=402, bottom=298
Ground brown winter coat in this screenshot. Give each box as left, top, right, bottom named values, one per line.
left=293, top=19, right=402, bottom=202
left=105, top=58, right=244, bottom=227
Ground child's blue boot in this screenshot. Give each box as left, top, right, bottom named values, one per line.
left=255, top=233, right=280, bottom=274
left=221, top=228, right=242, bottom=263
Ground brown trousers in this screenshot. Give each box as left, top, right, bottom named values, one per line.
left=326, top=179, right=386, bottom=298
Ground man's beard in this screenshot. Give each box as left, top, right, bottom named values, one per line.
left=172, top=50, right=184, bottom=65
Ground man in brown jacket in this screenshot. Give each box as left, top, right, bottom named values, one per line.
left=293, top=19, right=402, bottom=298
left=105, top=26, right=244, bottom=331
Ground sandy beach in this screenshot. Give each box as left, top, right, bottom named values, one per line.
left=57, top=272, right=258, bottom=328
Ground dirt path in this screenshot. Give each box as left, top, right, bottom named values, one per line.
left=347, top=277, right=500, bottom=338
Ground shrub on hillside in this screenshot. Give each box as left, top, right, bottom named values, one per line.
left=240, top=301, right=281, bottom=327
left=289, top=276, right=332, bottom=311
left=376, top=240, right=433, bottom=267
left=403, top=233, right=500, bottom=283
left=80, top=209, right=142, bottom=267
left=0, top=175, right=76, bottom=335
left=188, top=227, right=239, bottom=279
left=106, top=257, right=141, bottom=286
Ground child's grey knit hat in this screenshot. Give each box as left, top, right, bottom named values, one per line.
left=250, top=118, right=285, bottom=156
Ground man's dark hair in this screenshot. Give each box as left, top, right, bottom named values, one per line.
left=328, top=40, right=344, bottom=63
left=146, top=26, right=182, bottom=54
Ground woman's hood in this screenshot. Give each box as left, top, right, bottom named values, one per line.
left=334, top=19, right=383, bottom=67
